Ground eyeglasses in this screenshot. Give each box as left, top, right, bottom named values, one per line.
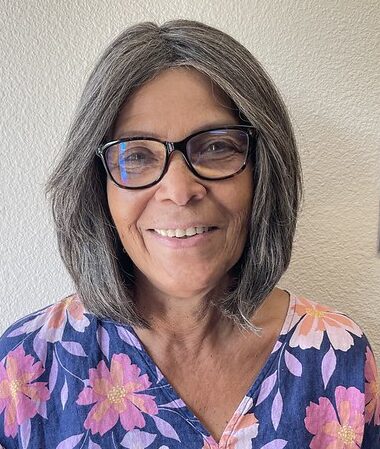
left=96, top=125, right=257, bottom=189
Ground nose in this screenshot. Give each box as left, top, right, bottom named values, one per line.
left=154, top=152, right=207, bottom=205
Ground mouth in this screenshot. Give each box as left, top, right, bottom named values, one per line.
left=148, top=226, right=218, bottom=239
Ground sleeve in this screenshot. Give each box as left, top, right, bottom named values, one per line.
left=0, top=320, right=29, bottom=449
left=0, top=297, right=92, bottom=448
left=0, top=312, right=51, bottom=449
left=362, top=341, right=380, bottom=448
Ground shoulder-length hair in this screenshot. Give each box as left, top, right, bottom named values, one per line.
left=46, top=19, right=303, bottom=332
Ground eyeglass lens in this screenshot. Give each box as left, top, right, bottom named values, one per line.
left=105, top=129, right=249, bottom=188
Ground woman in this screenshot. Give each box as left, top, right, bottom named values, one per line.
left=0, top=20, right=378, bottom=449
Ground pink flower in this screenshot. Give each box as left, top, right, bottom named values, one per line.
left=223, top=412, right=259, bottom=449
left=305, top=386, right=365, bottom=448
left=364, top=346, right=380, bottom=425
left=76, top=353, right=158, bottom=435
left=14, top=295, right=90, bottom=342
left=205, top=397, right=259, bottom=449
left=0, top=346, right=50, bottom=437
left=287, top=297, right=362, bottom=351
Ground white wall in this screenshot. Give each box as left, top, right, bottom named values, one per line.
left=1, top=0, right=379, bottom=363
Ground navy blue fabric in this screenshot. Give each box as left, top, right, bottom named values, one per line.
left=0, top=293, right=378, bottom=448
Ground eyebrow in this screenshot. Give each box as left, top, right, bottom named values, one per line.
left=114, top=130, right=162, bottom=140
left=114, top=122, right=240, bottom=141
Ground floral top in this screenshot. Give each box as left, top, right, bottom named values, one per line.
left=0, top=292, right=379, bottom=449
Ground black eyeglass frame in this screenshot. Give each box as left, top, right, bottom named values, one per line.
left=96, top=125, right=258, bottom=189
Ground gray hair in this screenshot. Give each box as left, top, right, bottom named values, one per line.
left=46, top=19, right=303, bottom=332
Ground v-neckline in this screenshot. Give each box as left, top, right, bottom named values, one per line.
left=124, top=290, right=296, bottom=448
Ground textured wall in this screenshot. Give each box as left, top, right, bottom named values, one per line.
left=1, top=1, right=379, bottom=364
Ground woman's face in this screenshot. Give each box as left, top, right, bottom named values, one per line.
left=107, top=67, right=253, bottom=300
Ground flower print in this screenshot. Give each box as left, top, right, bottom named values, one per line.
left=364, top=346, right=380, bottom=425
left=223, top=413, right=259, bottom=449
left=218, top=397, right=259, bottom=449
left=120, top=429, right=156, bottom=448
left=201, top=410, right=259, bottom=449
left=76, top=353, right=158, bottom=435
left=0, top=346, right=50, bottom=437
left=12, top=295, right=90, bottom=342
left=202, top=435, right=218, bottom=449
left=287, top=297, right=362, bottom=351
left=305, top=386, right=365, bottom=449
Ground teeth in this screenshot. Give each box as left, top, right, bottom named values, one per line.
left=154, top=226, right=210, bottom=238
left=175, top=229, right=186, bottom=238
left=186, top=227, right=197, bottom=237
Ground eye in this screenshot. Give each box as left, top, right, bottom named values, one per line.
left=121, top=149, right=154, bottom=165
left=198, top=139, right=243, bottom=159
left=106, top=142, right=163, bottom=170
left=205, top=140, right=238, bottom=151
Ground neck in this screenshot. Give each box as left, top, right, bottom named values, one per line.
left=133, top=274, right=236, bottom=352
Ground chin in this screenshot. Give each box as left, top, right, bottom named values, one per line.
left=156, top=274, right=226, bottom=300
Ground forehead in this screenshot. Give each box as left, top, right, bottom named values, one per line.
left=112, top=67, right=238, bottom=140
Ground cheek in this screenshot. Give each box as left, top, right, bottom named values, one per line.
left=224, top=173, right=253, bottom=245
left=227, top=171, right=253, bottom=223
left=227, top=200, right=252, bottom=251
left=106, top=182, right=146, bottom=241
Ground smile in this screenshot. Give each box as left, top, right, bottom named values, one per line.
left=153, top=226, right=215, bottom=238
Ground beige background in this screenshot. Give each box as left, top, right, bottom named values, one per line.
left=0, top=1, right=379, bottom=364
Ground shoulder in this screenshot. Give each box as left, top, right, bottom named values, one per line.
left=0, top=295, right=97, bottom=442
left=281, top=293, right=379, bottom=406
left=284, top=293, right=367, bottom=353
left=0, top=294, right=94, bottom=361
left=281, top=294, right=380, bottom=444
left=280, top=293, right=377, bottom=387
